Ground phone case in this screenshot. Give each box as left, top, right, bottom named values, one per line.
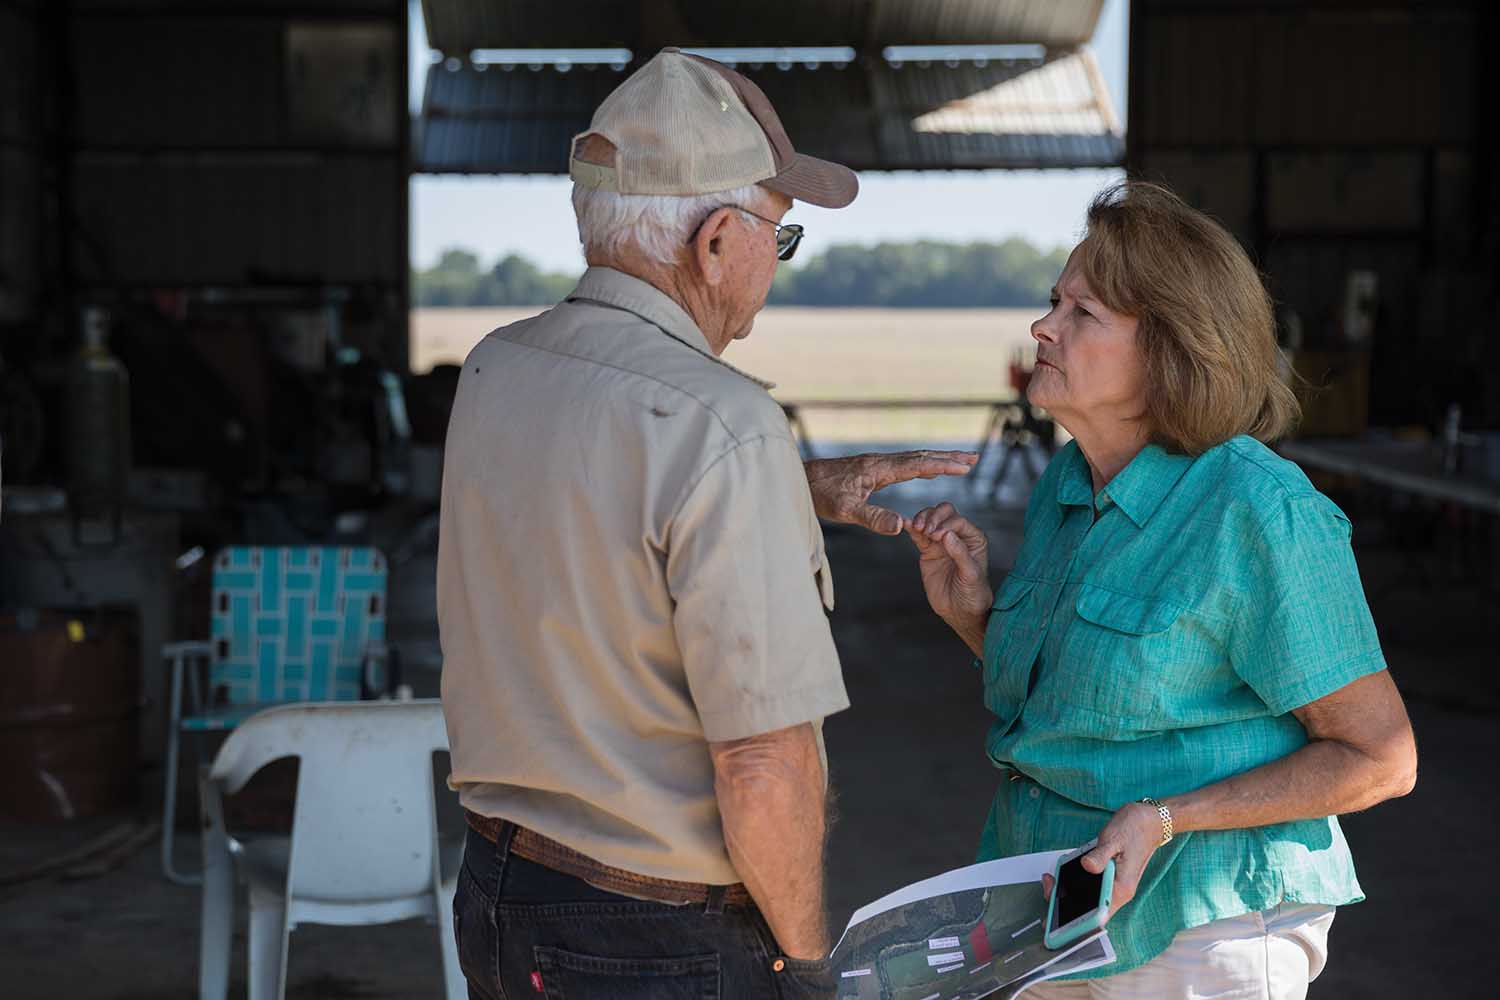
left=1042, top=851, right=1116, bottom=950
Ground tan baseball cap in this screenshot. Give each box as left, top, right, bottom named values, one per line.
left=569, top=48, right=858, bottom=209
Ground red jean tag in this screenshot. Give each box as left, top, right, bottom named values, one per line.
left=530, top=970, right=545, bottom=993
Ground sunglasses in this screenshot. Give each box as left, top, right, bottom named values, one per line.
left=691, top=205, right=805, bottom=261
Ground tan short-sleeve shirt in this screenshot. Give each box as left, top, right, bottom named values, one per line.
left=438, top=267, right=848, bottom=885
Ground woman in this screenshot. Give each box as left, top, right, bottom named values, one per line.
left=908, top=182, right=1416, bottom=998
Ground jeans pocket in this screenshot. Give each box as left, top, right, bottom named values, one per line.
left=773, top=956, right=836, bottom=999
left=533, top=946, right=720, bottom=1000
left=455, top=867, right=500, bottom=998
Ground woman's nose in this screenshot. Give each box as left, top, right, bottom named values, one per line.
left=1031, top=315, right=1057, bottom=344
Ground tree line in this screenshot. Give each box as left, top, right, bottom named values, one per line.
left=412, top=237, right=1069, bottom=308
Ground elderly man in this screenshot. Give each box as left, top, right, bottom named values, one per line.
left=440, top=49, right=973, bottom=999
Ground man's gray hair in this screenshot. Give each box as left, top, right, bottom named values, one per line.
left=571, top=183, right=769, bottom=267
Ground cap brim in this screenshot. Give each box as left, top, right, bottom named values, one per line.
left=761, top=153, right=859, bottom=209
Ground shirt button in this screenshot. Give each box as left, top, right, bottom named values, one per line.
left=1029, top=787, right=1040, bottom=799
left=773, top=959, right=786, bottom=973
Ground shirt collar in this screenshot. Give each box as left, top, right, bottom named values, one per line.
left=1056, top=440, right=1195, bottom=528
left=565, top=266, right=775, bottom=390
left=1055, top=441, right=1095, bottom=509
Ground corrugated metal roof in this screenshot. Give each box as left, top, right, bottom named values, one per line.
left=415, top=51, right=1122, bottom=173
left=908, top=49, right=1121, bottom=142
left=420, top=0, right=1105, bottom=55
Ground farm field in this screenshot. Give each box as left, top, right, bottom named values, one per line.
left=411, top=306, right=1043, bottom=443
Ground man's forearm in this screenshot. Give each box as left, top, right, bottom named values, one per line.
left=711, top=724, right=830, bottom=960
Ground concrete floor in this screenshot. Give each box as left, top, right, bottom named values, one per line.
left=1, top=449, right=1496, bottom=998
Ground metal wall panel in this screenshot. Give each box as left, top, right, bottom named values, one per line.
left=421, top=0, right=638, bottom=53
left=1135, top=152, right=1256, bottom=244
left=1263, top=240, right=1423, bottom=342
left=1131, top=0, right=1490, bottom=429
left=71, top=157, right=399, bottom=286
left=1136, top=13, right=1257, bottom=147
left=72, top=18, right=286, bottom=149
left=1266, top=152, right=1425, bottom=233
left=0, top=6, right=41, bottom=144
left=72, top=0, right=394, bottom=10
left=1430, top=150, right=1477, bottom=265
left=0, top=150, right=41, bottom=323
left=1139, top=8, right=1476, bottom=148
left=0, top=5, right=43, bottom=325
left=72, top=17, right=401, bottom=151
left=1253, top=11, right=1476, bottom=145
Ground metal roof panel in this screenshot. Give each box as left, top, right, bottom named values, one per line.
left=415, top=50, right=1122, bottom=173
left=420, top=0, right=1106, bottom=54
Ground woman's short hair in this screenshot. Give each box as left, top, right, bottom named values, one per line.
left=1076, top=181, right=1300, bottom=455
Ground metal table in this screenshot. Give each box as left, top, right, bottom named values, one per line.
left=1278, top=437, right=1500, bottom=516
left=780, top=397, right=1055, bottom=500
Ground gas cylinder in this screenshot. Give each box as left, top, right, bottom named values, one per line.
left=65, top=307, right=131, bottom=536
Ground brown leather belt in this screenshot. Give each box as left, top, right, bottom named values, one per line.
left=464, top=809, right=753, bottom=908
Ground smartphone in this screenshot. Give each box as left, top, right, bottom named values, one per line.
left=1043, top=841, right=1115, bottom=950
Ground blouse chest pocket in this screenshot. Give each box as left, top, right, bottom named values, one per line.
left=1054, top=585, right=1187, bottom=735
left=982, top=575, right=1044, bottom=690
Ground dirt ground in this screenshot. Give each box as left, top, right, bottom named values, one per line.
left=1, top=447, right=1495, bottom=998
left=411, top=306, right=1042, bottom=443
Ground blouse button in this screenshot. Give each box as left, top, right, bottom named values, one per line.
left=773, top=958, right=786, bottom=972
left=1029, top=787, right=1041, bottom=799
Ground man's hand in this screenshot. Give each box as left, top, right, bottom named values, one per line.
left=805, top=451, right=977, bottom=535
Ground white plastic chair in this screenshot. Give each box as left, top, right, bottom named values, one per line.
left=196, top=700, right=462, bottom=1000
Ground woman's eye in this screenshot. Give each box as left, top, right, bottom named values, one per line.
left=1076, top=306, right=1092, bottom=319
left=1049, top=298, right=1060, bottom=308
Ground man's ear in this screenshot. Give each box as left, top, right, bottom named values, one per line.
left=688, top=207, right=733, bottom=287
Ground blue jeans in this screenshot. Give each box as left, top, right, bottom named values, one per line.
left=454, top=825, right=835, bottom=999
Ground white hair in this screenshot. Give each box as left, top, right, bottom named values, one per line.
left=571, top=183, right=770, bottom=267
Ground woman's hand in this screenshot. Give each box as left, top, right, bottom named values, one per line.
left=907, top=503, right=992, bottom=656
left=1041, top=802, right=1166, bottom=916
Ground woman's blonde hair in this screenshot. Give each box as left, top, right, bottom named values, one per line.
left=1076, top=181, right=1299, bottom=455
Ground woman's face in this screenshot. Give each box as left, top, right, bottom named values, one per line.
left=1027, top=246, right=1147, bottom=433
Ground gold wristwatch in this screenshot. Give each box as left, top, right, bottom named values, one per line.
left=1140, top=797, right=1174, bottom=845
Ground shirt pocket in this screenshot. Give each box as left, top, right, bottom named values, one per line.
left=1055, top=584, right=1187, bottom=736
left=983, top=574, right=1043, bottom=693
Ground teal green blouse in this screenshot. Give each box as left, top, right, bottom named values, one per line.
left=976, top=436, right=1386, bottom=976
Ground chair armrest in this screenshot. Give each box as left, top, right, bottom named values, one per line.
left=163, top=641, right=215, bottom=722
left=361, top=639, right=404, bottom=699
left=163, top=640, right=215, bottom=659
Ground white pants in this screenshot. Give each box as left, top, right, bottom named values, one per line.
left=1027, top=903, right=1336, bottom=1000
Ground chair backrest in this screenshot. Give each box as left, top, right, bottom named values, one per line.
left=211, top=700, right=449, bottom=902
left=209, top=546, right=387, bottom=705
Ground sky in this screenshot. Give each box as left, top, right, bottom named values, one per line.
left=408, top=0, right=1129, bottom=273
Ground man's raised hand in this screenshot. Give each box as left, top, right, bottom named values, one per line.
left=804, top=450, right=977, bottom=536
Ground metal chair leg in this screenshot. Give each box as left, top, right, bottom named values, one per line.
left=162, top=650, right=202, bottom=886
left=198, top=765, right=233, bottom=1000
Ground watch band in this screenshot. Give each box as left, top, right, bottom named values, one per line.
left=1140, top=797, right=1174, bottom=845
